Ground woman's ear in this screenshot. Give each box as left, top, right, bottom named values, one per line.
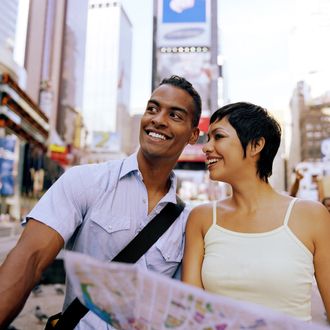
left=250, top=137, right=265, bottom=157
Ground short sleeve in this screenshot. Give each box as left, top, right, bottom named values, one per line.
left=25, top=166, right=90, bottom=242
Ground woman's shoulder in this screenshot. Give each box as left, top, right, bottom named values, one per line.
left=292, top=198, right=330, bottom=234
left=294, top=198, right=328, bottom=216
left=187, top=201, right=215, bottom=228
left=189, top=201, right=213, bottom=218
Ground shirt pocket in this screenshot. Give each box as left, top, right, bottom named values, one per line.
left=155, top=225, right=184, bottom=263
left=90, top=213, right=130, bottom=234
left=87, top=211, right=131, bottom=260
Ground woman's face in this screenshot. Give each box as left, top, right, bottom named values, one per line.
left=202, top=117, right=245, bottom=182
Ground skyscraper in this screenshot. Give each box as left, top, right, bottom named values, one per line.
left=82, top=0, right=132, bottom=154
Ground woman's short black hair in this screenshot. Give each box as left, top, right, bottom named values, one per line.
left=210, top=102, right=281, bottom=182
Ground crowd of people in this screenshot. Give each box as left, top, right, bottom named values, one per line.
left=0, top=76, right=329, bottom=329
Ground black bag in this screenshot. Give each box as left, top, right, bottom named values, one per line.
left=45, top=198, right=185, bottom=330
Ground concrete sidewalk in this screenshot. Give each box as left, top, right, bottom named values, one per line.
left=9, top=285, right=65, bottom=330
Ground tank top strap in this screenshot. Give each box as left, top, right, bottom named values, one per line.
left=283, top=198, right=297, bottom=226
left=213, top=200, right=217, bottom=225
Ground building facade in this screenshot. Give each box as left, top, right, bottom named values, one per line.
left=82, top=0, right=132, bottom=159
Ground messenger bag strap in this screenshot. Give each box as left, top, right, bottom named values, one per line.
left=53, top=197, right=185, bottom=329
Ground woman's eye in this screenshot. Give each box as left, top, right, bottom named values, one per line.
left=215, top=133, right=223, bottom=140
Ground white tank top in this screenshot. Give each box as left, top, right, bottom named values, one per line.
left=201, top=198, right=314, bottom=321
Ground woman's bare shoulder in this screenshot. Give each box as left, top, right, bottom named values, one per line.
left=188, top=202, right=213, bottom=220
left=187, top=202, right=214, bottom=232
left=293, top=198, right=330, bottom=230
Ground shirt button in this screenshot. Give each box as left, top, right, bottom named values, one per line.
left=167, top=255, right=170, bottom=260
left=108, top=225, right=112, bottom=230
left=142, top=199, right=146, bottom=204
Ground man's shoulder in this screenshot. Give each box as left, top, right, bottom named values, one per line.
left=64, top=159, right=124, bottom=188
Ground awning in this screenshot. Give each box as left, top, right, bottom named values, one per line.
left=0, top=73, right=49, bottom=149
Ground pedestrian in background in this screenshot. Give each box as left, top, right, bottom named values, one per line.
left=182, top=102, right=330, bottom=322
left=322, top=197, right=330, bottom=213
left=0, top=75, right=201, bottom=329
left=289, top=169, right=304, bottom=197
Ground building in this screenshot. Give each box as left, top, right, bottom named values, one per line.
left=0, top=0, right=88, bottom=219
left=24, top=0, right=90, bottom=168
left=0, top=0, right=51, bottom=219
left=82, top=0, right=132, bottom=159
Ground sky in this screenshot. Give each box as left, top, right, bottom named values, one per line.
left=120, top=0, right=330, bottom=116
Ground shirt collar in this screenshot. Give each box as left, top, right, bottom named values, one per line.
left=120, top=152, right=139, bottom=179
left=120, top=152, right=178, bottom=204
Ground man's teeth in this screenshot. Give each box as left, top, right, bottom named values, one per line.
left=206, top=158, right=220, bottom=165
left=149, top=132, right=166, bottom=140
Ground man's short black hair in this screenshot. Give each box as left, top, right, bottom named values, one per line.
left=159, top=75, right=202, bottom=128
left=210, top=102, right=282, bottom=183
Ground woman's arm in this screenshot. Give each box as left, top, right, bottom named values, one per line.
left=182, top=206, right=209, bottom=288
left=313, top=204, right=330, bottom=322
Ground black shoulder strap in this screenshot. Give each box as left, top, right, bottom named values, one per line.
left=53, top=198, right=185, bottom=329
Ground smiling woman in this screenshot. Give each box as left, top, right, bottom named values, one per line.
left=182, top=101, right=330, bottom=323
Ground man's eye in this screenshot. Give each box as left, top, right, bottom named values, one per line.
left=146, top=106, right=157, bottom=112
left=170, top=112, right=183, bottom=120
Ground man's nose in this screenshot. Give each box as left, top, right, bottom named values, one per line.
left=151, top=110, right=167, bottom=127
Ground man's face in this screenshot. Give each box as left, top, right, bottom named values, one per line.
left=139, top=84, right=199, bottom=162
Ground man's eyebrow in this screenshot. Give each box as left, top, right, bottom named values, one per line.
left=147, top=99, right=160, bottom=107
left=147, top=99, right=188, bottom=114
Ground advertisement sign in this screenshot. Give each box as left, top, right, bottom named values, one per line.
left=0, top=137, right=16, bottom=196
left=157, top=0, right=210, bottom=47
left=92, top=131, right=121, bottom=152
left=157, top=51, right=212, bottom=112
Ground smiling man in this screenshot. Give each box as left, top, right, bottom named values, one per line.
left=0, top=75, right=201, bottom=329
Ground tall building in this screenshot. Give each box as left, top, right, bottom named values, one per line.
left=0, top=0, right=27, bottom=83
left=25, top=0, right=89, bottom=166
left=82, top=0, right=132, bottom=156
left=0, top=0, right=19, bottom=49
left=0, top=0, right=52, bottom=219
left=0, top=0, right=89, bottom=219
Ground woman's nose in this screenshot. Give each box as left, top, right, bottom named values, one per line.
left=202, top=140, right=213, bottom=153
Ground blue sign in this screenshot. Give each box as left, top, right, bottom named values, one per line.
left=0, top=137, right=16, bottom=196
left=162, top=0, right=206, bottom=23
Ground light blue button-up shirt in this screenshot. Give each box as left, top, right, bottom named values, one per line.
left=26, top=152, right=191, bottom=329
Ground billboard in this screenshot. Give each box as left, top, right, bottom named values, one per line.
left=92, top=131, right=121, bottom=152
left=157, top=50, right=212, bottom=112
left=157, top=0, right=211, bottom=47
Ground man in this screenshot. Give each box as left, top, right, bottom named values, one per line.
left=0, top=75, right=201, bottom=328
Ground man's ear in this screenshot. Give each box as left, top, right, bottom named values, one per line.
left=250, top=137, right=265, bottom=157
left=188, top=127, right=200, bottom=145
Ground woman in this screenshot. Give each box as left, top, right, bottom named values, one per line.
left=182, top=102, right=330, bottom=322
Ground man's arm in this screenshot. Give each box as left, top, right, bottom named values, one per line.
left=0, top=219, right=64, bottom=328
